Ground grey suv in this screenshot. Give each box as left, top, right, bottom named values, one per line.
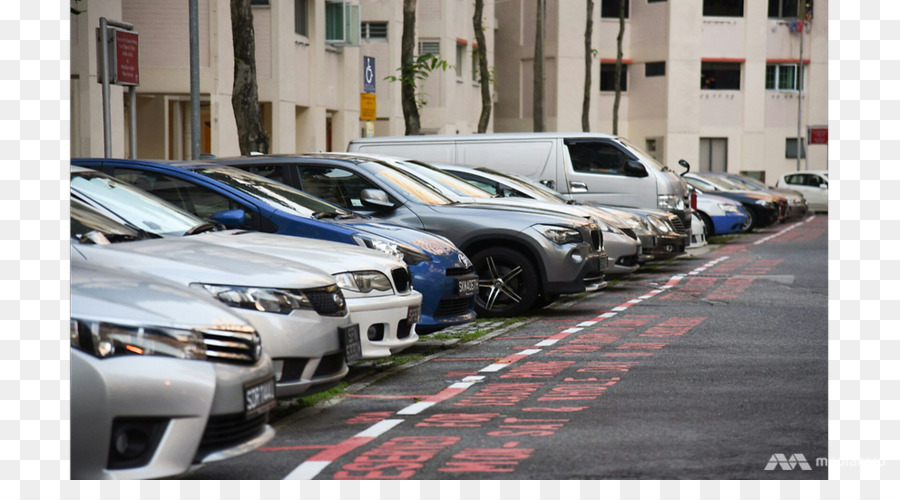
left=213, top=154, right=608, bottom=317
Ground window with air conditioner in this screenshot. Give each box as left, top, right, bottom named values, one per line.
left=701, top=62, right=741, bottom=90
left=418, top=39, right=440, bottom=56
left=769, top=0, right=813, bottom=18
left=600, top=63, right=628, bottom=92
left=325, top=1, right=360, bottom=46
left=362, top=22, right=387, bottom=40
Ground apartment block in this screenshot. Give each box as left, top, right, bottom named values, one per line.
left=492, top=0, right=827, bottom=181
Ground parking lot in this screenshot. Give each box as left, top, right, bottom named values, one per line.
left=186, top=215, right=827, bottom=480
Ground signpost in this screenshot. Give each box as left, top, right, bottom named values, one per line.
left=361, top=57, right=376, bottom=134
left=98, top=18, right=139, bottom=158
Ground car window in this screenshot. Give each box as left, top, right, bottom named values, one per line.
left=112, top=168, right=255, bottom=227
left=297, top=166, right=378, bottom=209
left=455, top=174, right=500, bottom=196
left=785, top=174, right=802, bottom=185
left=806, top=175, right=824, bottom=187
left=566, top=141, right=633, bottom=176
left=401, top=161, right=493, bottom=199
left=242, top=164, right=289, bottom=183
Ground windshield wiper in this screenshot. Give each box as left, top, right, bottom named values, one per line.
left=312, top=211, right=342, bottom=220
left=184, top=221, right=220, bottom=236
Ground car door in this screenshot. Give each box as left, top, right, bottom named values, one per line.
left=803, top=174, right=828, bottom=211
left=293, top=164, right=425, bottom=229
left=561, top=139, right=652, bottom=207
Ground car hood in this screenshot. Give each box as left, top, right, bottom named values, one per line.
left=332, top=217, right=469, bottom=261
left=431, top=202, right=593, bottom=228
left=451, top=196, right=595, bottom=220
left=72, top=259, right=254, bottom=331
left=697, top=193, right=742, bottom=209
left=71, top=237, right=336, bottom=290
left=188, top=230, right=404, bottom=276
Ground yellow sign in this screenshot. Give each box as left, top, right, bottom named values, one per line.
left=360, top=93, right=376, bottom=121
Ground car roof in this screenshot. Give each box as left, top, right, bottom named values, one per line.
left=350, top=132, right=619, bottom=144
left=210, top=153, right=382, bottom=166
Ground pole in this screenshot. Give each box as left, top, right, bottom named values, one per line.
left=100, top=17, right=111, bottom=158
left=129, top=86, right=137, bottom=158
left=534, top=0, right=545, bottom=132
left=796, top=22, right=803, bottom=172
left=189, top=0, right=201, bottom=160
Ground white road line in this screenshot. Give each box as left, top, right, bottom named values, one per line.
left=577, top=321, right=597, bottom=327
left=806, top=215, right=816, bottom=222
left=397, top=402, right=436, bottom=415
left=449, top=381, right=476, bottom=389
left=611, top=306, right=629, bottom=311
left=284, top=461, right=331, bottom=480
left=480, top=363, right=508, bottom=372
left=518, top=348, right=542, bottom=356
left=599, top=312, right=618, bottom=318
left=535, top=339, right=559, bottom=347
left=462, top=375, right=485, bottom=382
left=356, top=419, right=405, bottom=437
left=560, top=327, right=583, bottom=334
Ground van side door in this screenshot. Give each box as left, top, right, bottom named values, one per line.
left=561, top=138, right=653, bottom=207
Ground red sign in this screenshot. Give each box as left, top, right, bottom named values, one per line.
left=114, top=29, right=139, bottom=86
left=809, top=127, right=828, bottom=145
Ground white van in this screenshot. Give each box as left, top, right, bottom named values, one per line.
left=348, top=133, right=692, bottom=228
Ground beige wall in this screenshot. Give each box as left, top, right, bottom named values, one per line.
left=492, top=0, right=828, bottom=178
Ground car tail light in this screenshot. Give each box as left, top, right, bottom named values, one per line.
left=690, top=192, right=697, bottom=210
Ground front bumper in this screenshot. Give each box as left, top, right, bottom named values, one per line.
left=603, top=231, right=641, bottom=276
left=785, top=202, right=808, bottom=220
left=347, top=291, right=423, bottom=359
left=71, top=349, right=275, bottom=480
left=643, top=233, right=688, bottom=261
left=238, top=309, right=349, bottom=398
left=413, top=263, right=477, bottom=334
left=543, top=239, right=606, bottom=295
left=711, top=212, right=747, bottom=235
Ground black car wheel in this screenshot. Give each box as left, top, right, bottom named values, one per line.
left=471, top=247, right=538, bottom=317
left=740, top=206, right=756, bottom=232
left=698, top=212, right=714, bottom=237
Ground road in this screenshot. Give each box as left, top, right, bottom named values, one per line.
left=189, top=215, right=827, bottom=480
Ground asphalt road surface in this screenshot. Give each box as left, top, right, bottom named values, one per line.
left=189, top=215, right=827, bottom=480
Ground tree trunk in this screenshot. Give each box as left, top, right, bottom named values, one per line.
left=582, top=0, right=594, bottom=132
left=401, top=0, right=421, bottom=135
left=533, top=0, right=545, bottom=132
left=612, top=0, right=625, bottom=135
left=230, top=0, right=269, bottom=155
left=473, top=0, right=491, bottom=133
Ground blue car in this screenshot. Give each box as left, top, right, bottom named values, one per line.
left=71, top=158, right=478, bottom=333
left=694, top=192, right=748, bottom=236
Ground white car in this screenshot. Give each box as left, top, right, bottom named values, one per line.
left=776, top=170, right=828, bottom=212
left=70, top=166, right=423, bottom=360
left=72, top=198, right=353, bottom=398
left=72, top=259, right=276, bottom=479
left=689, top=212, right=708, bottom=248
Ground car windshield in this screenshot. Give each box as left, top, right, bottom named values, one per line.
left=694, top=175, right=740, bottom=191
left=197, top=166, right=350, bottom=218
left=359, top=161, right=453, bottom=206
left=401, top=161, right=494, bottom=199
left=71, top=171, right=206, bottom=236
left=727, top=176, right=767, bottom=190
left=490, top=169, right=570, bottom=203
left=616, top=137, right=664, bottom=172
left=71, top=199, right=146, bottom=244
left=685, top=176, right=721, bottom=192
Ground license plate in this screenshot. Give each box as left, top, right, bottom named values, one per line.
left=407, top=305, right=421, bottom=324
left=456, top=277, right=478, bottom=297
left=340, top=324, right=362, bottom=364
left=244, top=377, right=276, bottom=416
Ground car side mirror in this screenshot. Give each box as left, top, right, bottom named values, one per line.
left=360, top=189, right=395, bottom=210
left=819, top=183, right=828, bottom=189
left=210, top=209, right=247, bottom=229
left=678, top=159, right=691, bottom=176
left=624, top=160, right=648, bottom=178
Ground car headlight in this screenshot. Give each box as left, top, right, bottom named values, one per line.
left=334, top=271, right=394, bottom=294
left=71, top=319, right=209, bottom=360
left=647, top=215, right=672, bottom=234
left=718, top=203, right=741, bottom=214
left=534, top=224, right=583, bottom=245
left=754, top=199, right=773, bottom=207
left=193, top=283, right=327, bottom=315
left=657, top=194, right=685, bottom=211
left=352, top=234, right=431, bottom=266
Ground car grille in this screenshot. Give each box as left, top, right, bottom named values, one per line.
left=590, top=229, right=601, bottom=250
left=200, top=328, right=260, bottom=365
left=446, top=266, right=475, bottom=276
left=669, top=216, right=686, bottom=234
left=434, top=297, right=472, bottom=317
left=195, top=411, right=268, bottom=462
left=312, top=352, right=345, bottom=378
left=303, top=285, right=347, bottom=317
left=279, top=358, right=309, bottom=382
left=397, top=319, right=413, bottom=339
left=391, top=267, right=411, bottom=294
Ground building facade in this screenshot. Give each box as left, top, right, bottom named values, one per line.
left=492, top=0, right=827, bottom=181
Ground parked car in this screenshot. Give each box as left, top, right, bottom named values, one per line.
left=689, top=212, right=708, bottom=248
left=348, top=132, right=693, bottom=230
left=703, top=172, right=808, bottom=220
left=434, top=162, right=687, bottom=267
left=70, top=166, right=423, bottom=360
left=71, top=259, right=275, bottom=479
left=683, top=174, right=781, bottom=232
left=71, top=158, right=476, bottom=334
left=776, top=170, right=828, bottom=212
left=71, top=199, right=353, bottom=398
left=213, top=154, right=607, bottom=317
left=692, top=191, right=749, bottom=236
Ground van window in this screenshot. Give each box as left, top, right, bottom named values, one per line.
left=565, top=141, right=635, bottom=176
